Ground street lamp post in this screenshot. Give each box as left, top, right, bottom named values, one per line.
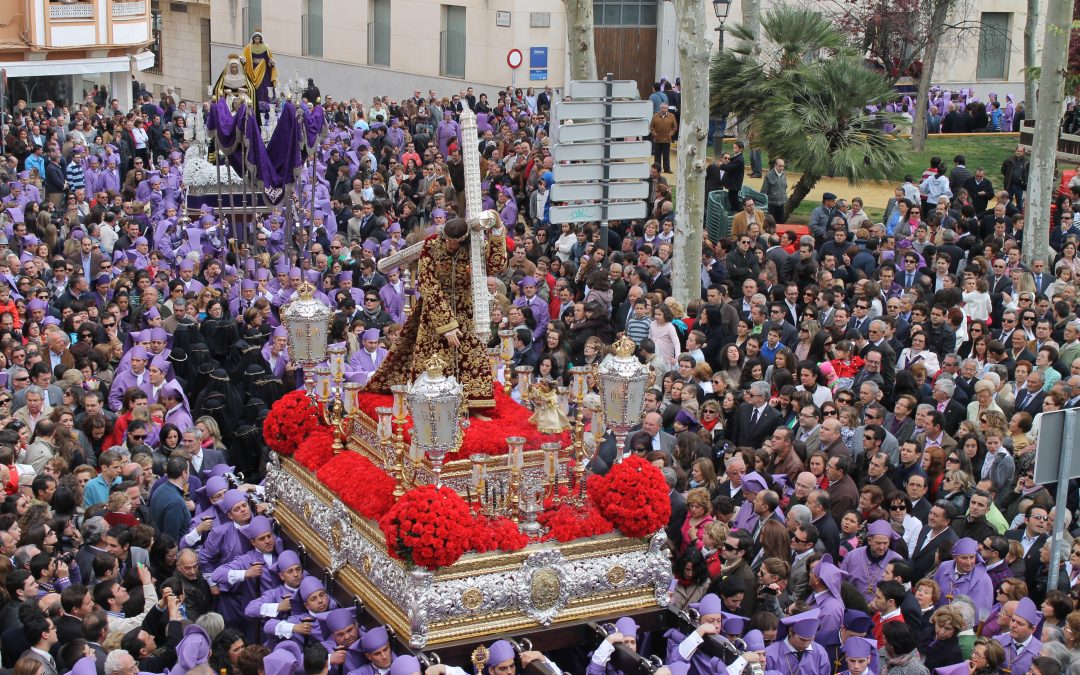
left=712, top=0, right=732, bottom=49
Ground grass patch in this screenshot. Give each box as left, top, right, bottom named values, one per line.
left=710, top=133, right=1019, bottom=178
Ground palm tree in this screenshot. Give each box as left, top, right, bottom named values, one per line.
left=710, top=5, right=905, bottom=218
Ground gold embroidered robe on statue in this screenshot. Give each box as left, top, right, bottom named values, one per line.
left=365, top=231, right=507, bottom=408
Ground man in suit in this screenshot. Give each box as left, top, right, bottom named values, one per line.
left=57, top=585, right=94, bottom=644
left=808, top=490, right=841, bottom=559
left=644, top=257, right=671, bottom=297
left=905, top=474, right=933, bottom=523
left=182, top=428, right=227, bottom=481
left=728, top=381, right=782, bottom=448
left=103, top=526, right=150, bottom=580
left=788, top=522, right=818, bottom=602
left=1013, top=370, right=1047, bottom=416
left=915, top=410, right=957, bottom=456
left=66, top=236, right=107, bottom=280
left=963, top=168, right=995, bottom=214
left=640, top=412, right=676, bottom=455
left=825, top=455, right=859, bottom=521
left=795, top=405, right=821, bottom=456
left=717, top=140, right=746, bottom=211
left=1005, top=503, right=1050, bottom=558
left=716, top=453, right=748, bottom=508
left=21, top=611, right=60, bottom=675
left=911, top=500, right=959, bottom=580
left=930, top=378, right=967, bottom=437
left=730, top=196, right=765, bottom=239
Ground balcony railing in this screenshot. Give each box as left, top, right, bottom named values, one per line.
left=112, top=1, right=146, bottom=17
left=49, top=2, right=94, bottom=19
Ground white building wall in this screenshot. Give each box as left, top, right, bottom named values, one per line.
left=143, top=2, right=211, bottom=99
left=208, top=0, right=566, bottom=101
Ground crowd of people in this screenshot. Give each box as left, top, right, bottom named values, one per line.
left=0, top=70, right=1078, bottom=675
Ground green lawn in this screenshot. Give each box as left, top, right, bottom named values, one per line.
left=711, top=133, right=1019, bottom=178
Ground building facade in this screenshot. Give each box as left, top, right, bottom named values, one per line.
left=195, top=0, right=1036, bottom=106
left=209, top=0, right=570, bottom=102
left=0, top=0, right=155, bottom=110
left=139, top=0, right=212, bottom=101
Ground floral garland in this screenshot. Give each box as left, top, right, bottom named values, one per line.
left=316, top=453, right=397, bottom=521
left=293, top=427, right=336, bottom=472
left=263, top=390, right=322, bottom=456
left=379, top=485, right=474, bottom=569
left=538, top=502, right=613, bottom=542
left=589, top=455, right=672, bottom=538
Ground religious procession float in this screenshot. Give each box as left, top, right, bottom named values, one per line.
left=261, top=106, right=676, bottom=664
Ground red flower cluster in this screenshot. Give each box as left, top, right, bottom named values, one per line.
left=589, top=455, right=672, bottom=538
left=263, top=390, right=322, bottom=456
left=355, top=385, right=569, bottom=461
left=538, top=502, right=613, bottom=542
left=316, top=453, right=397, bottom=521
left=379, top=485, right=474, bottom=569
left=470, top=514, right=529, bottom=553
left=293, top=428, right=337, bottom=472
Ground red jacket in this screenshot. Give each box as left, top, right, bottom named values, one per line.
left=872, top=612, right=906, bottom=648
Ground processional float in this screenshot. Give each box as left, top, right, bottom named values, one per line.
left=269, top=107, right=673, bottom=659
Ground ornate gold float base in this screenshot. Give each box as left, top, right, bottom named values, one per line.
left=266, top=456, right=672, bottom=649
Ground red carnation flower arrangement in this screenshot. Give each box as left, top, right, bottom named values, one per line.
left=589, top=455, right=672, bottom=538
left=538, top=502, right=613, bottom=542
left=293, top=428, right=337, bottom=472
left=263, top=390, right=322, bottom=456
left=317, top=453, right=397, bottom=521
left=379, top=485, right=474, bottom=569
left=470, top=514, right=530, bottom=553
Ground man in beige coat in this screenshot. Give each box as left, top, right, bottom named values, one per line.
left=649, top=103, right=678, bottom=173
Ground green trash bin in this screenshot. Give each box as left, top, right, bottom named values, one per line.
left=706, top=190, right=731, bottom=242
left=739, top=186, right=769, bottom=211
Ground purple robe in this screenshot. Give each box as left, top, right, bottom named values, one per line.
left=839, top=547, right=902, bottom=604
left=245, top=580, right=305, bottom=620
left=514, top=295, right=550, bottom=342
left=262, top=344, right=291, bottom=378
left=197, top=521, right=253, bottom=576
left=933, top=561, right=993, bottom=610
left=436, top=119, right=459, bottom=158
left=995, top=635, right=1041, bottom=675
left=378, top=282, right=406, bottom=325
left=664, top=628, right=727, bottom=675
left=163, top=404, right=193, bottom=433
left=806, top=591, right=844, bottom=649
left=211, top=546, right=285, bottom=630
left=348, top=348, right=388, bottom=385
left=385, top=126, right=404, bottom=151
left=765, top=639, right=832, bottom=675
left=109, top=368, right=150, bottom=411
left=100, top=168, right=121, bottom=193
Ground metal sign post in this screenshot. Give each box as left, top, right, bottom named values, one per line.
left=1032, top=408, right=1080, bottom=591
left=550, top=74, right=650, bottom=248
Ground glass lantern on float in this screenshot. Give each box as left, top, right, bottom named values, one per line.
left=406, top=355, right=464, bottom=487
left=281, top=281, right=334, bottom=397
left=596, top=335, right=651, bottom=461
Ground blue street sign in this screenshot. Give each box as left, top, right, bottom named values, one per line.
left=529, top=69, right=547, bottom=81
left=530, top=47, right=548, bottom=68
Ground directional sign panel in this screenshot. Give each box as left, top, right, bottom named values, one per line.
left=553, top=140, right=651, bottom=163
left=549, top=201, right=647, bottom=224
left=556, top=119, right=650, bottom=143
left=553, top=161, right=651, bottom=182
left=566, top=79, right=641, bottom=100
left=552, top=99, right=653, bottom=121
left=550, top=181, right=650, bottom=202
left=1034, top=408, right=1080, bottom=484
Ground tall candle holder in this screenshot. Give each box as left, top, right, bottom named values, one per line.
left=541, top=441, right=562, bottom=503
left=498, top=330, right=514, bottom=369
left=515, top=366, right=533, bottom=408
left=375, top=406, right=394, bottom=471
left=390, top=384, right=410, bottom=498
left=488, top=348, right=502, bottom=383
left=470, top=454, right=489, bottom=513
left=506, top=436, right=526, bottom=522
